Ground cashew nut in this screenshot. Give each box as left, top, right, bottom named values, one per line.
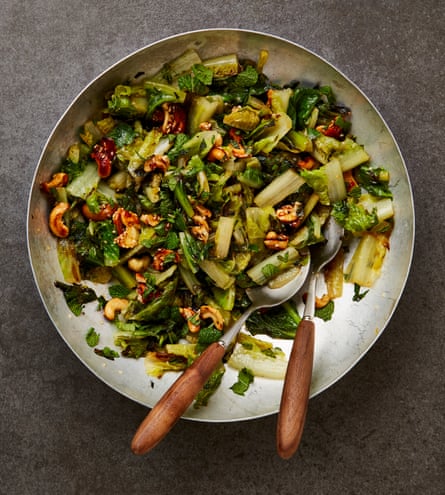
left=115, top=225, right=140, bottom=248
left=41, top=172, right=68, bottom=193
left=104, top=298, right=129, bottom=320
left=81, top=202, right=114, bottom=221
left=140, top=213, right=162, bottom=227
left=112, top=208, right=141, bottom=248
left=315, top=294, right=331, bottom=309
left=179, top=307, right=201, bottom=333
left=49, top=202, right=70, bottom=238
left=128, top=256, right=150, bottom=273
left=200, top=305, right=224, bottom=330
left=194, top=204, right=212, bottom=218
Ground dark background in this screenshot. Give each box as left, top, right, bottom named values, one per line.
left=1, top=1, right=443, bottom=493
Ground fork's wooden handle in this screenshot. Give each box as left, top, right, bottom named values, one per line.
left=277, top=318, right=315, bottom=459
left=131, top=341, right=226, bottom=455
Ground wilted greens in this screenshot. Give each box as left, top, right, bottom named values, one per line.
left=43, top=48, right=394, bottom=405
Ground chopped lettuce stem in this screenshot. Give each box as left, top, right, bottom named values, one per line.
left=254, top=169, right=305, bottom=208
left=199, top=259, right=235, bottom=290
left=202, top=53, right=239, bottom=78
left=214, top=216, right=236, bottom=259
left=325, top=158, right=347, bottom=203
left=246, top=247, right=300, bottom=285
left=345, top=233, right=388, bottom=287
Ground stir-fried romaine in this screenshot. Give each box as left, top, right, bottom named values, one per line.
left=42, top=48, right=394, bottom=405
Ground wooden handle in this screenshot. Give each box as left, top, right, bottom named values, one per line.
left=277, top=318, right=315, bottom=459
left=131, top=341, right=226, bottom=455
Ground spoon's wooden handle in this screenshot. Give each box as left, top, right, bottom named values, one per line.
left=277, top=318, right=315, bottom=459
left=131, top=341, right=226, bottom=455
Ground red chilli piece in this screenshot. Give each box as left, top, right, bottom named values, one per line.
left=91, top=137, right=116, bottom=178
left=320, top=121, right=343, bottom=140
left=161, top=103, right=187, bottom=134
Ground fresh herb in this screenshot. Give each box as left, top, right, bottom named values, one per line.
left=353, top=283, right=369, bottom=302
left=315, top=300, right=335, bottom=321
left=108, top=284, right=132, bottom=298
left=332, top=198, right=378, bottom=233
left=234, top=65, right=259, bottom=88
left=261, top=263, right=280, bottom=280
left=356, top=165, right=392, bottom=199
left=194, top=365, right=225, bottom=408
left=197, top=325, right=222, bottom=351
left=107, top=122, right=137, bottom=148
left=246, top=302, right=301, bottom=339
left=86, top=327, right=100, bottom=347
left=178, top=64, right=213, bottom=94
left=230, top=367, right=254, bottom=396
left=54, top=281, right=97, bottom=316
left=94, top=347, right=120, bottom=360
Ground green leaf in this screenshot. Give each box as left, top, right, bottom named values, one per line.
left=54, top=281, right=97, bottom=316
left=353, top=283, right=369, bottom=302
left=261, top=263, right=280, bottom=280
left=85, top=327, right=100, bottom=347
left=356, top=165, right=393, bottom=198
left=96, top=220, right=120, bottom=267
left=234, top=65, right=259, bottom=88
left=197, top=325, right=222, bottom=347
left=193, top=64, right=213, bottom=85
left=246, top=304, right=301, bottom=339
left=194, top=364, right=225, bottom=408
left=94, top=347, right=120, bottom=360
left=107, top=122, right=137, bottom=148
left=332, top=198, right=378, bottom=233
left=230, top=367, right=254, bottom=396
left=315, top=300, right=335, bottom=321
left=108, top=284, right=132, bottom=298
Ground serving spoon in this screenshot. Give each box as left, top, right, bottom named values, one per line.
left=276, top=216, right=344, bottom=459
left=131, top=258, right=311, bottom=455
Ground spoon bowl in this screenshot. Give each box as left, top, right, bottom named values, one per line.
left=131, top=258, right=311, bottom=455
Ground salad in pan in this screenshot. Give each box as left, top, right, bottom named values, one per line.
left=41, top=49, right=394, bottom=404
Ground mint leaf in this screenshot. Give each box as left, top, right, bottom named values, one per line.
left=54, top=281, right=97, bottom=316
left=230, top=367, right=254, bottom=396
left=353, top=283, right=369, bottom=302
left=315, top=300, right=335, bottom=321
left=235, top=65, right=259, bottom=88
left=193, top=64, right=213, bottom=85
left=86, top=327, right=100, bottom=347
left=94, top=347, right=120, bottom=360
left=109, top=284, right=131, bottom=298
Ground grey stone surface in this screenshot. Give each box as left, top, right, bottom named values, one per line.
left=1, top=1, right=444, bottom=493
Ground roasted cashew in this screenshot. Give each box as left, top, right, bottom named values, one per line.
left=315, top=294, right=331, bottom=309
left=200, top=305, right=224, bottom=330
left=104, top=298, right=129, bottom=320
left=128, top=256, right=150, bottom=273
left=49, top=202, right=70, bottom=238
left=179, top=307, right=200, bottom=333
left=81, top=202, right=114, bottom=221
left=41, top=172, right=68, bottom=193
left=140, top=213, right=162, bottom=226
left=112, top=208, right=141, bottom=248
left=194, top=204, right=212, bottom=218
